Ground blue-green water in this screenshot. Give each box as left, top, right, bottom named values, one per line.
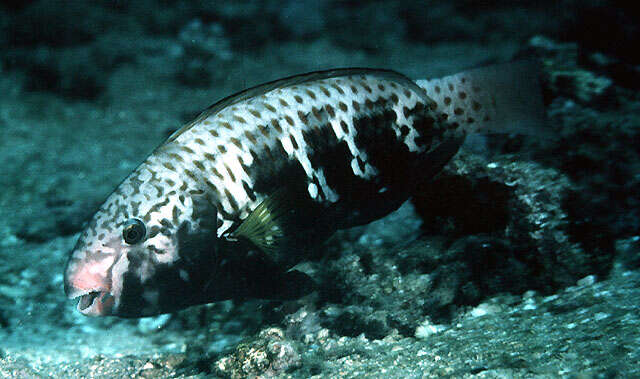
left=0, top=1, right=638, bottom=377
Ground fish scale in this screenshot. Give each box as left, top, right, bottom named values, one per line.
left=64, top=63, right=544, bottom=317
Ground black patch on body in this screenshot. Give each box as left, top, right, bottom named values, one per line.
left=117, top=237, right=314, bottom=317
left=116, top=222, right=219, bottom=317
left=249, top=144, right=309, bottom=198
left=117, top=253, right=197, bottom=318
left=242, top=137, right=337, bottom=267
left=301, top=116, right=408, bottom=228
left=207, top=239, right=315, bottom=301
left=117, top=249, right=152, bottom=317
left=241, top=96, right=466, bottom=257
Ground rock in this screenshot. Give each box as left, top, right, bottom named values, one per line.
left=214, top=327, right=302, bottom=378
left=317, top=247, right=437, bottom=336
left=283, top=305, right=323, bottom=341
left=414, top=317, right=447, bottom=339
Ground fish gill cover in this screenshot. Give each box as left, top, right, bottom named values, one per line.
left=0, top=1, right=639, bottom=377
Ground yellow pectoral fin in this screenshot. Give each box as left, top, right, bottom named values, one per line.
left=231, top=190, right=292, bottom=254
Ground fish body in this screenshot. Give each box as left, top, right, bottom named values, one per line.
left=64, top=63, right=543, bottom=317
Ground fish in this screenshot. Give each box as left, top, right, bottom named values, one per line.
left=64, top=62, right=544, bottom=317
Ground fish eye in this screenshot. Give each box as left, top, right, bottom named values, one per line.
left=123, top=218, right=146, bottom=245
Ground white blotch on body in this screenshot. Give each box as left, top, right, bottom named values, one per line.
left=308, top=182, right=318, bottom=199
left=89, top=256, right=115, bottom=275
left=110, top=252, right=130, bottom=308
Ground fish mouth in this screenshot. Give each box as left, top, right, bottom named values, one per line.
left=64, top=253, right=120, bottom=316
left=71, top=289, right=115, bottom=316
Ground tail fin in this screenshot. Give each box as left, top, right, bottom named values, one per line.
left=416, top=61, right=546, bottom=136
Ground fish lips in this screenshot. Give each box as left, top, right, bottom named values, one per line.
left=64, top=267, right=116, bottom=317
left=63, top=252, right=120, bottom=316
left=66, top=286, right=116, bottom=316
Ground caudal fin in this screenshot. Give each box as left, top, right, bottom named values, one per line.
left=416, top=61, right=546, bottom=136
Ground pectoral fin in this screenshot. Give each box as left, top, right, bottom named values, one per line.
left=229, top=188, right=335, bottom=268
left=231, top=189, right=294, bottom=255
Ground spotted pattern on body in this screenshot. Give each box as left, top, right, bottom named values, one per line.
left=67, top=70, right=457, bottom=315
left=151, top=72, right=454, bottom=235
left=416, top=72, right=498, bottom=132
left=65, top=63, right=544, bottom=317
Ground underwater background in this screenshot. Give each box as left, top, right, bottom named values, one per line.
left=0, top=0, right=638, bottom=377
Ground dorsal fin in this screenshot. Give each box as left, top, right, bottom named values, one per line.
left=164, top=67, right=424, bottom=144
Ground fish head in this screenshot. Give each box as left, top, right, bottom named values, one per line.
left=64, top=166, right=219, bottom=317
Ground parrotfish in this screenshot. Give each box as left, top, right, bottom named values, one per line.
left=64, top=62, right=543, bottom=317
